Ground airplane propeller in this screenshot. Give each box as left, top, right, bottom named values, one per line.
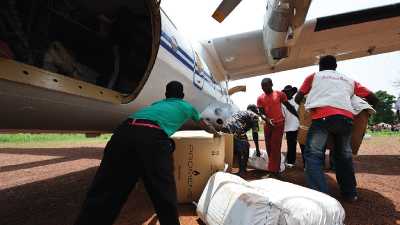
left=212, top=0, right=242, bottom=23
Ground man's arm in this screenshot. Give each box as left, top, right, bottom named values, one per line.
left=283, top=101, right=299, bottom=118
left=365, top=93, right=379, bottom=109
left=353, top=81, right=379, bottom=109
left=199, top=119, right=219, bottom=135
left=258, top=107, right=274, bottom=126
left=295, top=74, right=313, bottom=104
left=252, top=127, right=260, bottom=157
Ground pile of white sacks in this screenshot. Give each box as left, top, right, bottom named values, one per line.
left=197, top=172, right=345, bottom=225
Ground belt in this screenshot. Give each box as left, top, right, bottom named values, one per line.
left=129, top=119, right=161, bottom=129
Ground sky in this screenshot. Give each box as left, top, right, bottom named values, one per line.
left=161, top=0, right=400, bottom=109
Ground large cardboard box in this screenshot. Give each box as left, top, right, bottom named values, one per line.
left=297, top=103, right=370, bottom=155
left=171, top=131, right=230, bottom=203
left=223, top=134, right=234, bottom=171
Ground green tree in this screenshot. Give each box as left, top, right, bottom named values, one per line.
left=370, top=91, right=396, bottom=124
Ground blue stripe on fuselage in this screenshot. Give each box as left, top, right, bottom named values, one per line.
left=160, top=37, right=194, bottom=72
left=160, top=31, right=217, bottom=85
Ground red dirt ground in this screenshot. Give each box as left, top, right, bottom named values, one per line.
left=0, top=136, right=399, bottom=225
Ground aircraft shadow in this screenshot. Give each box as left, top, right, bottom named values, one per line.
left=1, top=148, right=398, bottom=225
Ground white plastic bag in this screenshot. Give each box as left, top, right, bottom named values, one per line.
left=197, top=172, right=345, bottom=225
left=250, top=179, right=346, bottom=225
left=197, top=172, right=279, bottom=225
left=247, top=148, right=285, bottom=172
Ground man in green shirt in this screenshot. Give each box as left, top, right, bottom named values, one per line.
left=75, top=81, right=217, bottom=225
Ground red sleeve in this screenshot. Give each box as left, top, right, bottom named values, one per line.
left=280, top=91, right=288, bottom=102
left=299, top=73, right=315, bottom=95
left=354, top=81, right=371, bottom=97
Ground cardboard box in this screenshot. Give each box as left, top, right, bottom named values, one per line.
left=171, top=131, right=230, bottom=203
left=297, top=102, right=370, bottom=155
left=223, top=134, right=234, bottom=171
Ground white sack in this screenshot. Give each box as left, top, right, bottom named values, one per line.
left=249, top=179, right=345, bottom=225
left=196, top=172, right=279, bottom=225
left=248, top=148, right=285, bottom=172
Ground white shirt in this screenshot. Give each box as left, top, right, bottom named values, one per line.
left=282, top=98, right=299, bottom=132
left=305, top=70, right=355, bottom=113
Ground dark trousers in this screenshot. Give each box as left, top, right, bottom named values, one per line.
left=234, top=138, right=250, bottom=173
left=304, top=115, right=357, bottom=198
left=285, top=130, right=298, bottom=164
left=74, top=120, right=180, bottom=225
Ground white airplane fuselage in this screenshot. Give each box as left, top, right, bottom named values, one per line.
left=0, top=4, right=236, bottom=133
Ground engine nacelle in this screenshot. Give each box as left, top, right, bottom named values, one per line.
left=262, top=0, right=311, bottom=65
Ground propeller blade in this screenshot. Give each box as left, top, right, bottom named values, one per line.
left=212, top=0, right=242, bottom=23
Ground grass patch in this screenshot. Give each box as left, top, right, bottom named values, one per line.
left=0, top=133, right=111, bottom=143
left=366, top=131, right=400, bottom=136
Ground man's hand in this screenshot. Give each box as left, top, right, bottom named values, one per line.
left=213, top=132, right=222, bottom=138
left=268, top=118, right=275, bottom=126
left=199, top=119, right=218, bottom=135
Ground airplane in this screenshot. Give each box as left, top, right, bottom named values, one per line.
left=0, top=0, right=399, bottom=134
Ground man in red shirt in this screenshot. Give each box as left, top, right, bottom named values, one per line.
left=257, top=78, right=298, bottom=177
left=295, top=55, right=378, bottom=202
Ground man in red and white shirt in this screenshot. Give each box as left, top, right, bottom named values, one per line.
left=257, top=78, right=298, bottom=177
left=295, top=55, right=378, bottom=202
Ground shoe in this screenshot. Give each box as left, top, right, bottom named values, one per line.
left=285, top=163, right=296, bottom=168
left=343, top=195, right=359, bottom=203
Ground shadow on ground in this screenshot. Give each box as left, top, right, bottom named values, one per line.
left=1, top=146, right=399, bottom=225
left=0, top=147, right=103, bottom=172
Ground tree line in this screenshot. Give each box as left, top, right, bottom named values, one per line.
left=369, top=90, right=398, bottom=125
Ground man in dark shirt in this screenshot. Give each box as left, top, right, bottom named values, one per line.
left=221, top=104, right=261, bottom=177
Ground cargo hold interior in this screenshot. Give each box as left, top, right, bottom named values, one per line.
left=0, top=0, right=158, bottom=95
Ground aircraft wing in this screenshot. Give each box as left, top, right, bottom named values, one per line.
left=201, top=3, right=400, bottom=81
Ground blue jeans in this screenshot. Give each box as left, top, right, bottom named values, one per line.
left=304, top=115, right=357, bottom=198
left=234, top=138, right=250, bottom=173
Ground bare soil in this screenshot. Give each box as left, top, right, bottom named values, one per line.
left=0, top=136, right=399, bottom=225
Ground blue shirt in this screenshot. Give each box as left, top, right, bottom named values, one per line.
left=130, top=98, right=201, bottom=136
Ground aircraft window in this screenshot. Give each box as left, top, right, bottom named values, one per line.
left=0, top=0, right=155, bottom=95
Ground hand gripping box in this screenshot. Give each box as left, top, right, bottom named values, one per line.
left=171, top=131, right=233, bottom=203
